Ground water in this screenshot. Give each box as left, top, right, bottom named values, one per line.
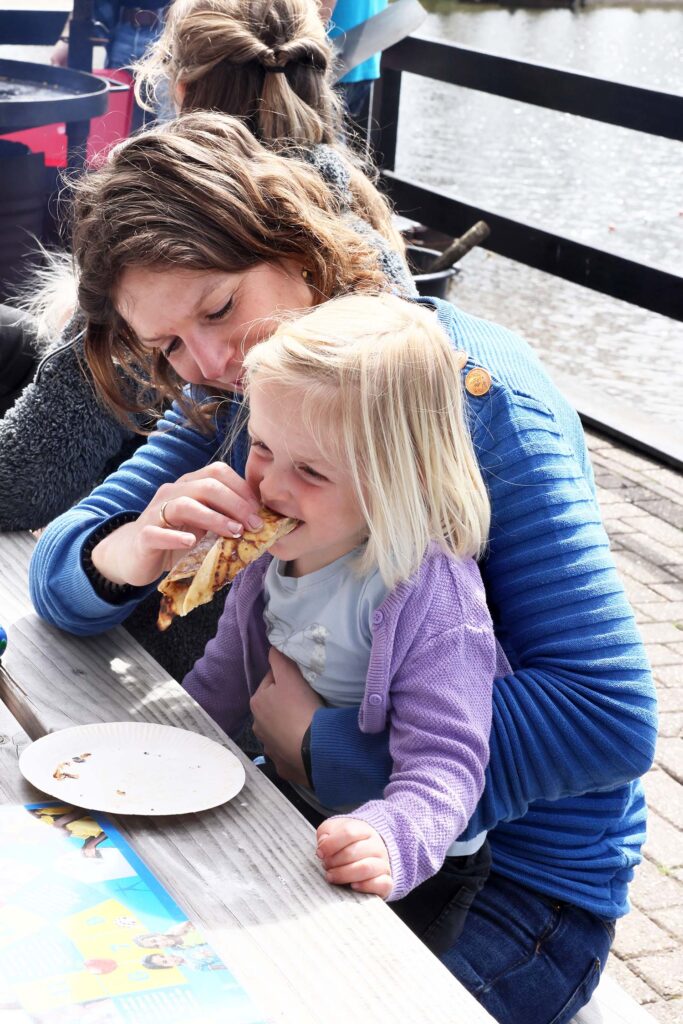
left=396, top=2, right=683, bottom=433
left=2, top=10, right=682, bottom=434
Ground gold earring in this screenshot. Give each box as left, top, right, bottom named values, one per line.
left=301, top=268, right=311, bottom=281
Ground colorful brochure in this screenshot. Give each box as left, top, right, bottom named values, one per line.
left=0, top=802, right=265, bottom=1023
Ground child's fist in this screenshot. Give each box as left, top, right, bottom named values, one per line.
left=315, top=818, right=393, bottom=899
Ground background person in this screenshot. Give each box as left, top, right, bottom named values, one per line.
left=323, top=0, right=386, bottom=141
left=135, top=0, right=403, bottom=252
left=51, top=2, right=171, bottom=129
left=27, top=113, right=656, bottom=1024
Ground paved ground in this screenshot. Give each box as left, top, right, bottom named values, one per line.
left=585, top=431, right=683, bottom=1023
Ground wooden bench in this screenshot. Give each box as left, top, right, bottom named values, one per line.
left=0, top=530, right=661, bottom=1024
left=0, top=530, right=495, bottom=1024
left=572, top=975, right=660, bottom=1024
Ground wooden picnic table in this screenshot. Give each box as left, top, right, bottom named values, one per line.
left=0, top=529, right=495, bottom=1024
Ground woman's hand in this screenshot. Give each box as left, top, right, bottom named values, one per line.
left=316, top=819, right=393, bottom=899
left=250, top=648, right=324, bottom=786
left=91, top=462, right=264, bottom=587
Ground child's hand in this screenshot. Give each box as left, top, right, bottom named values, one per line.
left=316, top=818, right=393, bottom=899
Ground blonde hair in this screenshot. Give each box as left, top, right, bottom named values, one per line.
left=134, top=0, right=404, bottom=251
left=70, top=113, right=388, bottom=427
left=242, top=294, right=490, bottom=588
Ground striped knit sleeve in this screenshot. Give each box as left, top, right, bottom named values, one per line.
left=460, top=386, right=657, bottom=835
left=29, top=398, right=221, bottom=635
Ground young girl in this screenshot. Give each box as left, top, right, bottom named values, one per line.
left=183, top=293, right=499, bottom=949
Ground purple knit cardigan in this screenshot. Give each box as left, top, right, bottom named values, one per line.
left=184, top=545, right=498, bottom=900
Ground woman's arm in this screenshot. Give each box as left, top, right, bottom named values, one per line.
left=29, top=401, right=221, bottom=634
left=0, top=339, right=133, bottom=532
left=308, top=390, right=657, bottom=824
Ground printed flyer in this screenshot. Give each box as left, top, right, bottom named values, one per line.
left=0, top=802, right=265, bottom=1024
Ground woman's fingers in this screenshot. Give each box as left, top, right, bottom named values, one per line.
left=138, top=524, right=198, bottom=553
left=154, top=493, right=242, bottom=539
left=154, top=467, right=263, bottom=536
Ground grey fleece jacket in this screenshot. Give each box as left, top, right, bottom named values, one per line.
left=2, top=144, right=414, bottom=682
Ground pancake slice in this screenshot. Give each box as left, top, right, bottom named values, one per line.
left=157, top=509, right=297, bottom=630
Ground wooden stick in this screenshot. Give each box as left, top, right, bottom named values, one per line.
left=426, top=220, right=491, bottom=274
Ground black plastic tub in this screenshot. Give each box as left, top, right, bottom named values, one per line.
left=0, top=139, right=46, bottom=302
left=406, top=244, right=459, bottom=298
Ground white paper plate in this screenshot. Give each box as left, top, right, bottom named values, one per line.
left=19, top=722, right=245, bottom=815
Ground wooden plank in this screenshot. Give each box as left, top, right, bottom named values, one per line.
left=0, top=530, right=495, bottom=1024
left=572, top=975, right=659, bottom=1024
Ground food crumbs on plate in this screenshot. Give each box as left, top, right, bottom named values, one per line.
left=53, top=761, right=79, bottom=780
left=116, top=789, right=126, bottom=796
left=72, top=752, right=92, bottom=763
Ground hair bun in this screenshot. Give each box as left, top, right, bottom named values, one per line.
left=261, top=47, right=288, bottom=70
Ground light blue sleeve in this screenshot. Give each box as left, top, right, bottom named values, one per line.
left=29, top=401, right=220, bottom=635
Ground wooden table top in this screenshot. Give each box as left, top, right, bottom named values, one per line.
left=0, top=529, right=494, bottom=1024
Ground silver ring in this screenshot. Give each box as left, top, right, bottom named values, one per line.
left=158, top=500, right=173, bottom=528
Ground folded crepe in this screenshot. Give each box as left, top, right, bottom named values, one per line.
left=157, top=507, right=297, bottom=630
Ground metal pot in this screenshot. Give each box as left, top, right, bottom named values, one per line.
left=406, top=244, right=459, bottom=298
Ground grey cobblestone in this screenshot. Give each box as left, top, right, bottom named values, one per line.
left=650, top=909, right=683, bottom=944
left=643, top=811, right=683, bottom=870
left=602, top=502, right=650, bottom=521
left=607, top=954, right=661, bottom=1003
left=613, top=907, right=678, bottom=959
left=648, top=998, right=683, bottom=1022
left=627, top=580, right=669, bottom=604
left=655, top=738, right=683, bottom=784
left=620, top=535, right=683, bottom=570
left=657, top=689, right=683, bottom=712
left=646, top=646, right=683, bottom=667
left=638, top=603, right=683, bottom=623
left=659, top=713, right=683, bottom=738
left=655, top=666, right=683, bottom=687
left=643, top=770, right=683, bottom=830
left=613, top=549, right=678, bottom=586
left=637, top=499, right=683, bottom=531
left=630, top=858, right=683, bottom=914
left=589, top=431, right=683, bottom=1010
left=630, top=950, right=683, bottom=999
left=639, top=624, right=683, bottom=645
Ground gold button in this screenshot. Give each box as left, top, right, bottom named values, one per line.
left=453, top=349, right=468, bottom=370
left=465, top=367, right=492, bottom=396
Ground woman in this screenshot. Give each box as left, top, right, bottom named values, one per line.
left=29, top=113, right=656, bottom=1024
left=135, top=0, right=402, bottom=249
left=0, top=0, right=406, bottom=538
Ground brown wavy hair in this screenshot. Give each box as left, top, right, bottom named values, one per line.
left=72, top=112, right=388, bottom=428
left=134, top=0, right=403, bottom=251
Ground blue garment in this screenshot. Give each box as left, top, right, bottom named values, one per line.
left=107, top=21, right=161, bottom=69
left=95, top=2, right=167, bottom=69
left=328, top=0, right=386, bottom=84
left=443, top=871, right=615, bottom=1024
left=309, top=299, right=656, bottom=919
left=29, top=298, right=656, bottom=922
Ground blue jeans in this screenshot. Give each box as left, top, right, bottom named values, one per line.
left=106, top=21, right=165, bottom=130
left=106, top=22, right=161, bottom=70
left=441, top=872, right=616, bottom=1024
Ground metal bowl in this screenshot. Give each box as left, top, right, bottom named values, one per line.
left=406, top=244, right=459, bottom=299
left=0, top=58, right=108, bottom=132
